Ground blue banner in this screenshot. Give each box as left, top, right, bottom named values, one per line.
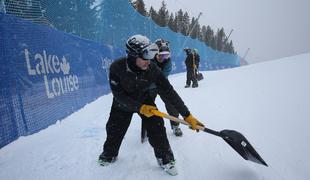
left=0, top=12, right=123, bottom=148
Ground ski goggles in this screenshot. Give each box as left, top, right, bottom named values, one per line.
left=141, top=43, right=159, bottom=60
left=158, top=52, right=170, bottom=60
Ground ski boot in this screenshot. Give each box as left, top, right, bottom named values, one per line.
left=192, top=83, right=198, bottom=88
left=184, top=84, right=190, bottom=88
left=157, top=158, right=178, bottom=176
left=172, top=125, right=183, bottom=137
left=98, top=152, right=117, bottom=166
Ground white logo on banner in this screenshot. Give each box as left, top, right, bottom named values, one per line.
left=24, top=49, right=79, bottom=99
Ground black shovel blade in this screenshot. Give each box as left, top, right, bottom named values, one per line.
left=220, top=130, right=268, bottom=166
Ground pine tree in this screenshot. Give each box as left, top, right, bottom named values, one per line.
left=168, top=13, right=177, bottom=32
left=149, top=6, right=159, bottom=25
left=226, top=40, right=236, bottom=54
left=173, top=12, right=179, bottom=32
left=176, top=10, right=189, bottom=36
left=133, top=0, right=147, bottom=16
left=216, top=28, right=226, bottom=51
left=200, top=25, right=207, bottom=42
left=188, top=17, right=201, bottom=39
left=204, top=25, right=214, bottom=46
left=189, top=17, right=196, bottom=38
left=157, top=0, right=169, bottom=26
left=182, top=12, right=190, bottom=35
left=175, top=9, right=183, bottom=33
left=195, top=23, right=202, bottom=41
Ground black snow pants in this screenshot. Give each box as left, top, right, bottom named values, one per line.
left=103, top=100, right=174, bottom=164
left=186, top=68, right=198, bottom=87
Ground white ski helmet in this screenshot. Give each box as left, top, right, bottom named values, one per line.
left=126, top=34, right=158, bottom=60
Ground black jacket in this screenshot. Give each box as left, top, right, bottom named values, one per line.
left=185, top=53, right=200, bottom=69
left=185, top=53, right=194, bottom=69
left=109, top=56, right=190, bottom=117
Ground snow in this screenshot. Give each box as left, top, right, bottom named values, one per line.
left=1, top=54, right=310, bottom=180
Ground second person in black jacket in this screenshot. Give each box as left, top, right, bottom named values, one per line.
left=144, top=38, right=183, bottom=137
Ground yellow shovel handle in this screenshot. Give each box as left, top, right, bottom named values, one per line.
left=151, top=109, right=205, bottom=131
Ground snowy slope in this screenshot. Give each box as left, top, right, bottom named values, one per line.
left=1, top=54, right=310, bottom=180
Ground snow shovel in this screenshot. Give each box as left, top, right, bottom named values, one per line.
left=151, top=109, right=268, bottom=167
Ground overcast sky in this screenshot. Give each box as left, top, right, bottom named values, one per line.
left=143, top=0, right=310, bottom=64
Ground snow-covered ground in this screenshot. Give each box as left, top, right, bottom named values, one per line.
left=1, top=54, right=310, bottom=180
